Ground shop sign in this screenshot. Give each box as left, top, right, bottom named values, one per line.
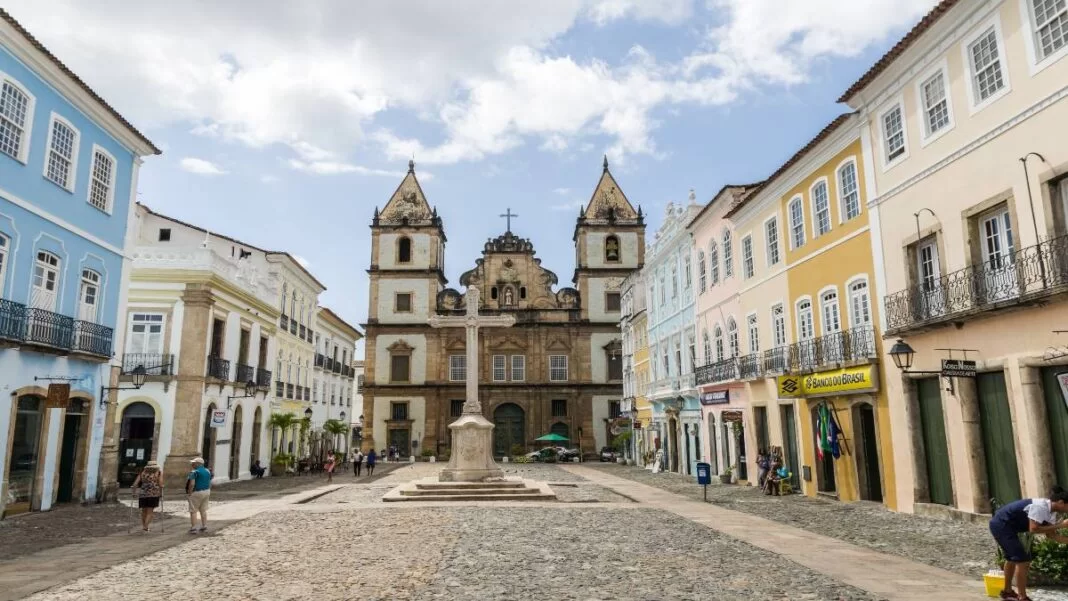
left=210, top=410, right=228, bottom=428
left=46, top=383, right=70, bottom=408
left=776, top=365, right=878, bottom=399
left=941, top=359, right=976, bottom=378
left=722, top=410, right=744, bottom=423
left=700, top=390, right=730, bottom=405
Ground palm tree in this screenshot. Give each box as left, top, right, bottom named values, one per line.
left=268, top=412, right=297, bottom=463
left=323, top=419, right=348, bottom=455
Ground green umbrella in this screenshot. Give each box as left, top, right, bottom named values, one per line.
left=535, top=433, right=569, bottom=442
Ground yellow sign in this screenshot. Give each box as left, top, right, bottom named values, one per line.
left=776, top=365, right=878, bottom=398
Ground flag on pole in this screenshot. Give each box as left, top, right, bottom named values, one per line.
left=828, top=408, right=842, bottom=459
left=814, top=405, right=824, bottom=460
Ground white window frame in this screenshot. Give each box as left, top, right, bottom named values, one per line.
left=1020, top=0, right=1068, bottom=73
left=713, top=326, right=724, bottom=361
left=836, top=158, right=862, bottom=224
left=796, top=297, right=815, bottom=341
left=771, top=302, right=787, bottom=347
left=449, top=354, right=466, bottom=382
left=511, top=355, right=525, bottom=382
left=708, top=241, right=720, bottom=285
left=0, top=72, right=36, bottom=164
left=88, top=146, right=117, bottom=214
left=78, top=268, right=101, bottom=322
left=914, top=61, right=955, bottom=146
left=846, top=276, right=873, bottom=329
left=788, top=195, right=806, bottom=249
left=0, top=233, right=8, bottom=298
left=126, top=313, right=165, bottom=355
left=702, top=329, right=712, bottom=364
left=671, top=264, right=678, bottom=298
left=549, top=355, right=568, bottom=382
left=722, top=229, right=733, bottom=278
left=31, top=250, right=61, bottom=311
left=726, top=318, right=739, bottom=358
left=697, top=251, right=707, bottom=292
left=819, top=286, right=842, bottom=334
left=741, top=234, right=754, bottom=279
left=492, top=354, right=506, bottom=382
left=879, top=98, right=909, bottom=170
left=746, top=312, right=759, bottom=354
left=42, top=113, right=80, bottom=193
left=764, top=216, right=781, bottom=266
left=962, top=17, right=1012, bottom=114
left=810, top=178, right=832, bottom=238
left=684, top=253, right=692, bottom=289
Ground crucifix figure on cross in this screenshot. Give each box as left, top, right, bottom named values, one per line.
left=499, top=208, right=518, bottom=233
left=428, top=287, right=515, bottom=414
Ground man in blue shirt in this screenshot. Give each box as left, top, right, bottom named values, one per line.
left=186, top=457, right=213, bottom=534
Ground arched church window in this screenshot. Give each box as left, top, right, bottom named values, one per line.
left=605, top=235, right=621, bottom=263
left=397, top=237, right=412, bottom=263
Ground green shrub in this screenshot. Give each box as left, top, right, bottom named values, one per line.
left=421, top=448, right=434, bottom=457
left=510, top=444, right=525, bottom=456
left=1030, top=537, right=1068, bottom=583
left=512, top=456, right=531, bottom=464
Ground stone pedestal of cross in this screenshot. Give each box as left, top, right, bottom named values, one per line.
left=428, top=287, right=516, bottom=482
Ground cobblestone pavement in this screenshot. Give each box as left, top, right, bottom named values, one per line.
left=0, top=502, right=180, bottom=561
left=26, top=506, right=880, bottom=601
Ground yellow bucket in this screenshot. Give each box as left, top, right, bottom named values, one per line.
left=983, top=572, right=1005, bottom=597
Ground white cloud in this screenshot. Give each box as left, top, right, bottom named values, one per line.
left=553, top=187, right=572, bottom=196
left=260, top=174, right=280, bottom=184
left=179, top=157, right=227, bottom=175
left=5, top=0, right=937, bottom=168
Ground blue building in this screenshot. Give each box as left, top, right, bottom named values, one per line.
left=0, top=9, right=158, bottom=516
left=643, top=193, right=703, bottom=476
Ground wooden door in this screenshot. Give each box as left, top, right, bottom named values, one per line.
left=780, top=405, right=800, bottom=488
left=977, top=372, right=1022, bottom=505
left=1040, top=368, right=1068, bottom=489
left=493, top=403, right=525, bottom=457
left=917, top=378, right=953, bottom=505
left=856, top=403, right=883, bottom=502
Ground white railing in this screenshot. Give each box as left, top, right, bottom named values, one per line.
left=131, top=246, right=281, bottom=307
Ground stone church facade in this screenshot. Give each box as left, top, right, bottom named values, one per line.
left=361, top=159, right=645, bottom=458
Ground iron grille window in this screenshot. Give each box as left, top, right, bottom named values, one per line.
left=492, top=355, right=506, bottom=381
left=391, top=402, right=409, bottom=421
left=549, top=355, right=568, bottom=382
left=511, top=355, right=525, bottom=381
left=552, top=399, right=567, bottom=417
left=449, top=354, right=466, bottom=381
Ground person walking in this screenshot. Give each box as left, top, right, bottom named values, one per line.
left=186, top=457, right=212, bottom=534
left=131, top=461, right=163, bottom=532
left=989, top=487, right=1068, bottom=600
left=325, top=452, right=336, bottom=484
left=353, top=449, right=364, bottom=477
left=366, top=448, right=377, bottom=476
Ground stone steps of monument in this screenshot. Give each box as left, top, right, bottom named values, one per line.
left=383, top=491, right=556, bottom=502
left=414, top=481, right=527, bottom=490
left=401, top=487, right=541, bottom=496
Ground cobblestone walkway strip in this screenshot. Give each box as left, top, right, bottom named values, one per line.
left=564, top=465, right=984, bottom=601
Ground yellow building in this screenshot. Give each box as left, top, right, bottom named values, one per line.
left=621, top=271, right=653, bottom=464
left=726, top=114, right=897, bottom=508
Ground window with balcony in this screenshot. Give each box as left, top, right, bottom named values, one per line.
left=741, top=235, right=754, bottom=279
left=549, top=355, right=568, bottom=382
left=967, top=26, right=1007, bottom=106
left=920, top=70, right=951, bottom=137
left=765, top=217, right=781, bottom=265
left=687, top=333, right=696, bottom=371
left=722, top=229, right=734, bottom=278
left=661, top=347, right=670, bottom=376
left=32, top=251, right=60, bottom=311
left=45, top=116, right=78, bottom=191
left=0, top=78, right=33, bottom=162
left=1028, top=0, right=1068, bottom=62
left=976, top=205, right=1017, bottom=303
left=820, top=289, right=841, bottom=334
left=772, top=304, right=786, bottom=347
left=391, top=402, right=409, bottom=421
left=356, top=374, right=364, bottom=393
left=449, top=354, right=466, bottom=381
left=659, top=275, right=666, bottom=305
left=881, top=104, right=907, bottom=163
left=397, top=236, right=412, bottom=263
left=747, top=313, right=759, bottom=354
left=511, top=355, right=525, bottom=381
left=709, top=241, right=720, bottom=285
left=848, top=280, right=872, bottom=327
left=697, top=251, right=707, bottom=292
left=552, top=399, right=568, bottom=417
left=78, top=269, right=100, bottom=323
left=789, top=196, right=805, bottom=249
left=684, top=254, right=692, bottom=289
left=837, top=160, right=861, bottom=222
left=127, top=313, right=164, bottom=355
left=395, top=292, right=412, bottom=313
left=671, top=265, right=678, bottom=298
left=797, top=299, right=815, bottom=340
left=491, top=355, right=506, bottom=381
left=811, top=180, right=831, bottom=237
left=88, top=148, right=116, bottom=212
left=727, top=318, right=739, bottom=358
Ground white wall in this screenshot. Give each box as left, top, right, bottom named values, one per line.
left=373, top=334, right=427, bottom=385
left=589, top=332, right=619, bottom=383
left=372, top=396, right=426, bottom=453
left=587, top=278, right=623, bottom=323
left=376, top=279, right=432, bottom=324
left=584, top=232, right=640, bottom=268
left=378, top=233, right=435, bottom=270
left=591, top=395, right=616, bottom=451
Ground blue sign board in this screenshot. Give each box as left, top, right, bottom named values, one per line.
left=696, top=462, right=711, bottom=485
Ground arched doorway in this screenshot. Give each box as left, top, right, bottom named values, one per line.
left=202, top=403, right=218, bottom=472
left=852, top=402, right=883, bottom=502
left=7, top=395, right=44, bottom=515
left=118, top=402, right=156, bottom=487
left=550, top=421, right=569, bottom=443
left=493, top=403, right=525, bottom=457
left=229, top=405, right=243, bottom=481
left=251, top=407, right=263, bottom=471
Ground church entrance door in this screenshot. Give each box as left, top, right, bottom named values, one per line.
left=493, top=403, right=525, bottom=457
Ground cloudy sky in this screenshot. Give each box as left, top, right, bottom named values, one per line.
left=8, top=0, right=937, bottom=353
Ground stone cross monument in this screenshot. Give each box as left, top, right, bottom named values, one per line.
left=428, top=287, right=515, bottom=481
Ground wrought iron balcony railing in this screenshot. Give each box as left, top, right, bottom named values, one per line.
left=236, top=363, right=256, bottom=384
left=207, top=355, right=231, bottom=380
left=695, top=358, right=738, bottom=385
left=325, top=357, right=335, bottom=371
left=289, top=320, right=297, bottom=335
left=72, top=320, right=113, bottom=357
left=123, top=353, right=173, bottom=376
left=306, top=327, right=314, bottom=342
left=332, top=362, right=342, bottom=374
left=0, top=298, right=26, bottom=342
left=275, top=381, right=284, bottom=397
left=299, top=325, right=307, bottom=339
left=738, top=353, right=762, bottom=380
left=256, top=367, right=272, bottom=387
left=286, top=383, right=294, bottom=399
left=24, top=307, right=75, bottom=349
left=885, top=234, right=1068, bottom=332
left=786, top=326, right=877, bottom=373
left=315, top=353, right=325, bottom=368
left=763, top=346, right=789, bottom=374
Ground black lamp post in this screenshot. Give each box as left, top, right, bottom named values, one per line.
left=888, top=339, right=916, bottom=371
left=99, top=365, right=147, bottom=407
left=226, top=381, right=259, bottom=409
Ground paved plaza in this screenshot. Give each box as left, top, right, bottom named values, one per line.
left=4, top=464, right=1066, bottom=601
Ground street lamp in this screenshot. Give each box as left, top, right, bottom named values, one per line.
left=888, top=339, right=916, bottom=371
left=304, top=407, right=313, bottom=419
left=99, top=365, right=147, bottom=407
left=226, top=381, right=259, bottom=410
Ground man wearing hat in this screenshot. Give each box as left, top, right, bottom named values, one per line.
left=186, top=457, right=212, bottom=534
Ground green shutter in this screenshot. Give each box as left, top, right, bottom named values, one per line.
left=1040, top=368, right=1068, bottom=489
left=977, top=372, right=1022, bottom=506
left=917, top=378, right=954, bottom=506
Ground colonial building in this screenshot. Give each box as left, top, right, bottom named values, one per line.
left=843, top=0, right=1068, bottom=515
left=111, top=206, right=276, bottom=490
left=0, top=9, right=159, bottom=516
left=270, top=254, right=324, bottom=424
left=620, top=271, right=649, bottom=464
left=310, top=307, right=361, bottom=450
left=361, top=159, right=644, bottom=458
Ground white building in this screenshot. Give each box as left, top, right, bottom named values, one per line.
left=310, top=307, right=362, bottom=454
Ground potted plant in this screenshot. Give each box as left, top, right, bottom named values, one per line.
left=719, top=465, right=733, bottom=484
left=271, top=452, right=292, bottom=475
left=421, top=448, right=435, bottom=462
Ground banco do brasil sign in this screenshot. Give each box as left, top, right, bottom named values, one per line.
left=776, top=365, right=878, bottom=398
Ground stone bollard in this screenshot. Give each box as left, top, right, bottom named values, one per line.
left=430, top=456, right=436, bottom=463
left=409, top=455, right=415, bottom=463
left=502, top=456, right=510, bottom=463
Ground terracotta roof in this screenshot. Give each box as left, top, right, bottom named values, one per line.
left=724, top=114, right=853, bottom=219
left=0, top=8, right=160, bottom=155
left=686, top=182, right=765, bottom=229
left=318, top=307, right=363, bottom=340
left=837, top=0, right=961, bottom=103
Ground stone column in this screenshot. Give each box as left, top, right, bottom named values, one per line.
left=163, top=285, right=214, bottom=490
left=98, top=363, right=123, bottom=502
left=901, top=375, right=930, bottom=504
left=1019, top=366, right=1056, bottom=496
left=955, top=376, right=990, bottom=514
